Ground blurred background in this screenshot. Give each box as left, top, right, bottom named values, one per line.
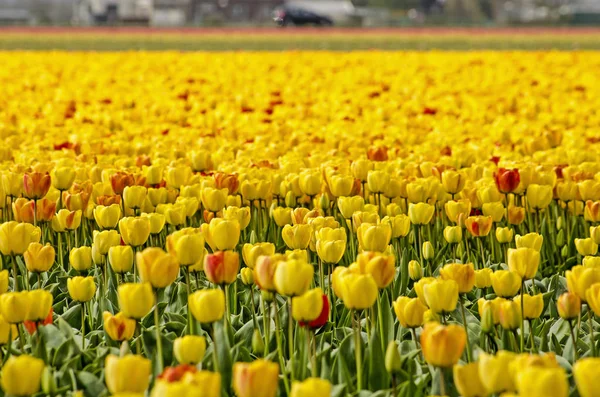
left=0, top=0, right=598, bottom=27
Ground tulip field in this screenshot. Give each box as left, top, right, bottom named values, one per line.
left=1, top=45, right=600, bottom=397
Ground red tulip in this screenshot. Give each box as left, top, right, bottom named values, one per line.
left=494, top=168, right=520, bottom=194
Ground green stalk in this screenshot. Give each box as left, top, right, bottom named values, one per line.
left=459, top=295, right=472, bottom=362
left=520, top=282, right=525, bottom=352
left=11, top=255, right=19, bottom=292
left=273, top=301, right=290, bottom=395
left=154, top=292, right=164, bottom=374
left=211, top=322, right=220, bottom=372
left=354, top=310, right=363, bottom=391
left=288, top=298, right=295, bottom=382
left=262, top=296, right=270, bottom=357
left=439, top=368, right=447, bottom=396
left=589, top=310, right=597, bottom=357
left=568, top=319, right=579, bottom=362
left=81, top=302, right=86, bottom=351
left=377, top=293, right=385, bottom=352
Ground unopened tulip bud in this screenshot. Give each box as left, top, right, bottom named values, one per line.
left=384, top=341, right=402, bottom=374
left=241, top=268, right=254, bottom=285
left=557, top=216, right=564, bottom=231
left=422, top=241, right=434, bottom=260
left=408, top=260, right=422, bottom=281
left=261, top=290, right=274, bottom=302
left=456, top=242, right=465, bottom=257
left=249, top=230, right=258, bottom=245
left=408, top=230, right=415, bottom=245
left=252, top=329, right=264, bottom=356
left=480, top=303, right=495, bottom=334
left=561, top=245, right=568, bottom=258
left=556, top=229, right=565, bottom=247
left=495, top=227, right=514, bottom=244
left=319, top=194, right=330, bottom=212
left=41, top=367, right=57, bottom=396
left=557, top=292, right=581, bottom=320
left=443, top=226, right=462, bottom=244
left=285, top=191, right=296, bottom=208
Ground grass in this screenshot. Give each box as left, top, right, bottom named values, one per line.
left=1, top=30, right=600, bottom=51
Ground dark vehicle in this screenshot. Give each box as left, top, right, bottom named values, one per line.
left=273, top=6, right=333, bottom=26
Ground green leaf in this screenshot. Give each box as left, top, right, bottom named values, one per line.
left=77, top=371, right=106, bottom=397
left=366, top=326, right=390, bottom=391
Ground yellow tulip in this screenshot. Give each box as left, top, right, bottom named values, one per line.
left=382, top=214, right=411, bottom=238
left=166, top=227, right=205, bottom=266
left=338, top=273, right=378, bottom=310
left=453, top=362, right=487, bottom=397
left=513, top=293, right=543, bottom=319
left=478, top=351, right=517, bottom=394
left=242, top=243, right=276, bottom=269
left=408, top=203, right=435, bottom=225
left=443, top=226, right=462, bottom=243
left=420, top=322, right=466, bottom=368
left=282, top=224, right=312, bottom=250
left=357, top=223, right=392, bottom=252
left=223, top=206, right=251, bottom=230
left=498, top=299, right=522, bottom=330
left=566, top=265, right=600, bottom=302
left=515, top=233, right=543, bottom=251
left=118, top=283, right=155, bottom=319
left=0, top=355, right=45, bottom=396
left=123, top=185, right=147, bottom=210
left=393, top=296, right=427, bottom=328
left=367, top=170, right=390, bottom=193
left=444, top=199, right=471, bottom=225
left=94, top=204, right=122, bottom=229
left=274, top=259, right=313, bottom=297
left=356, top=251, right=395, bottom=289
left=495, top=227, right=514, bottom=244
left=574, top=357, right=600, bottom=397
left=208, top=218, right=240, bottom=251
left=67, top=276, right=96, bottom=302
left=556, top=292, right=581, bottom=320
left=474, top=268, right=493, bottom=289
left=24, top=242, right=55, bottom=273
left=0, top=221, right=41, bottom=256
left=423, top=279, right=459, bottom=314
left=482, top=201, right=505, bottom=222
left=137, top=247, right=180, bottom=288
left=232, top=359, right=279, bottom=397
left=0, top=313, right=16, bottom=345
left=292, top=288, right=324, bottom=322
left=515, top=366, right=568, bottom=397
left=272, top=206, right=293, bottom=226
left=189, top=289, right=225, bottom=324
left=108, top=245, right=134, bottom=274
left=507, top=247, right=540, bottom=280
left=491, top=270, right=521, bottom=298
left=439, top=263, right=475, bottom=293
left=526, top=184, right=553, bottom=209
left=290, top=378, right=331, bottom=397
left=0, top=270, right=8, bottom=295
left=338, top=196, right=365, bottom=219
left=414, top=277, right=435, bottom=305
left=103, top=311, right=136, bottom=341
left=441, top=170, right=466, bottom=195
left=92, top=229, right=121, bottom=256
left=105, top=354, right=151, bottom=394
left=0, top=292, right=30, bottom=323
left=576, top=238, right=599, bottom=256
left=316, top=228, right=347, bottom=264
left=173, top=335, right=206, bottom=365
left=52, top=209, right=82, bottom=231
left=141, top=212, right=166, bottom=234
left=119, top=217, right=151, bottom=247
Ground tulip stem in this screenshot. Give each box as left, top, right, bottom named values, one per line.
left=529, top=319, right=536, bottom=353
left=589, top=309, right=597, bottom=357
left=261, top=296, right=270, bottom=357
left=81, top=302, right=86, bottom=351
left=184, top=267, right=195, bottom=335
left=411, top=328, right=423, bottom=362
left=224, top=284, right=231, bottom=340
left=272, top=301, right=290, bottom=395
left=439, top=367, right=447, bottom=396
left=353, top=310, right=363, bottom=392
left=568, top=319, right=579, bottom=362
left=11, top=255, right=19, bottom=292
left=211, top=322, right=221, bottom=372
left=377, top=294, right=385, bottom=353
left=287, top=298, right=295, bottom=382
left=520, top=283, right=525, bottom=352
left=478, top=238, right=486, bottom=270
left=309, top=329, right=317, bottom=378
left=58, top=233, right=65, bottom=272
left=459, top=296, right=472, bottom=362
left=17, top=324, right=26, bottom=353
left=154, top=292, right=164, bottom=374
